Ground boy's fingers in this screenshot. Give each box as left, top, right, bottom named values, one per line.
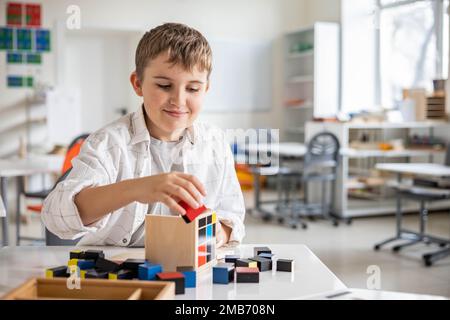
left=178, top=173, right=207, bottom=196
left=169, top=184, right=200, bottom=209
left=162, top=195, right=186, bottom=215
left=174, top=177, right=203, bottom=204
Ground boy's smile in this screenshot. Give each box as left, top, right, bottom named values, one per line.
left=130, top=51, right=209, bottom=142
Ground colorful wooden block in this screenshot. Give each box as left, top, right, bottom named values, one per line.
left=156, top=272, right=185, bottom=295
left=235, top=259, right=257, bottom=268
left=95, top=257, right=121, bottom=273
left=213, top=263, right=235, bottom=284
left=253, top=246, right=272, bottom=257
left=138, top=262, right=162, bottom=281
left=236, top=267, right=259, bottom=283
left=83, top=250, right=105, bottom=261
left=249, top=256, right=272, bottom=272
left=258, top=252, right=275, bottom=260
left=81, top=269, right=108, bottom=279
left=69, top=250, right=84, bottom=260
left=276, top=259, right=294, bottom=272
left=224, top=255, right=240, bottom=265
left=176, top=266, right=196, bottom=288
left=179, top=200, right=207, bottom=223
left=68, top=259, right=95, bottom=270
left=45, top=266, right=68, bottom=278
left=108, top=269, right=134, bottom=280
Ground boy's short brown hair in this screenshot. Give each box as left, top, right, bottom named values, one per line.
left=135, top=23, right=212, bottom=81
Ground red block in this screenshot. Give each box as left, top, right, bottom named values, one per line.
left=179, top=200, right=207, bottom=223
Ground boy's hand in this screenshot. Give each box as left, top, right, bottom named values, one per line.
left=134, top=172, right=207, bottom=215
left=216, top=221, right=232, bottom=248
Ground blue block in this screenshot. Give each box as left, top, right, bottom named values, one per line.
left=138, top=262, right=162, bottom=280
left=213, top=263, right=234, bottom=284
left=181, top=270, right=196, bottom=288
left=77, top=259, right=96, bottom=270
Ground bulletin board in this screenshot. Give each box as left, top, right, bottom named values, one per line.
left=203, top=39, right=273, bottom=113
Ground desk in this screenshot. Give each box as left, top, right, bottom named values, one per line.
left=374, top=163, right=450, bottom=265
left=0, top=244, right=347, bottom=300
left=240, top=143, right=307, bottom=220
left=0, top=155, right=63, bottom=247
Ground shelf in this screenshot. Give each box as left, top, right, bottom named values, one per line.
left=0, top=117, right=47, bottom=136
left=285, top=104, right=313, bottom=110
left=341, top=148, right=445, bottom=158
left=287, top=50, right=314, bottom=59
left=287, top=75, right=314, bottom=84
left=345, top=121, right=449, bottom=129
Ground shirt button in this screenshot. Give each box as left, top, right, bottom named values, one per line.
left=122, top=238, right=128, bottom=244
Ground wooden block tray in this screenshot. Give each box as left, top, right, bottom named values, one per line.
left=1, top=277, right=175, bottom=300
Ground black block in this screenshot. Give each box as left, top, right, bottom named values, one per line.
left=122, top=258, right=146, bottom=272
left=236, top=268, right=259, bottom=283
left=276, top=259, right=294, bottom=272
left=235, top=259, right=256, bottom=268
left=249, top=256, right=272, bottom=271
left=224, top=255, right=240, bottom=265
left=95, top=257, right=121, bottom=273
left=84, top=269, right=108, bottom=279
left=110, top=269, right=134, bottom=280
left=83, top=250, right=105, bottom=261
left=69, top=250, right=84, bottom=260
left=253, top=246, right=271, bottom=257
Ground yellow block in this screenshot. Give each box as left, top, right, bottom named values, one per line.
left=108, top=273, right=118, bottom=280
left=45, top=270, right=53, bottom=278
left=68, top=258, right=78, bottom=266
left=80, top=270, right=87, bottom=279
left=248, top=261, right=257, bottom=268
left=212, top=211, right=217, bottom=224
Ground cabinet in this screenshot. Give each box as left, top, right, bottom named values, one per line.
left=306, top=121, right=450, bottom=218
left=283, top=22, right=340, bottom=142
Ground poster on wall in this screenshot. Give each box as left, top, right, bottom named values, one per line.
left=0, top=2, right=51, bottom=88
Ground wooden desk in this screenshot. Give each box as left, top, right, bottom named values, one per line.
left=0, top=244, right=347, bottom=300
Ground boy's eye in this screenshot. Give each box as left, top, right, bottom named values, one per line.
left=157, top=84, right=171, bottom=90
left=188, top=87, right=200, bottom=93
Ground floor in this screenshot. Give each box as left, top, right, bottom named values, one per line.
left=2, top=189, right=450, bottom=298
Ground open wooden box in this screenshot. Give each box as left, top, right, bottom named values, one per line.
left=2, top=277, right=175, bottom=300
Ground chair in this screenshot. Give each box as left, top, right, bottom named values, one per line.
left=16, top=134, right=90, bottom=246
left=276, top=132, right=342, bottom=228
left=374, top=143, right=450, bottom=266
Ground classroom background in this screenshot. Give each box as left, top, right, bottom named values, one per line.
left=1, top=0, right=450, bottom=300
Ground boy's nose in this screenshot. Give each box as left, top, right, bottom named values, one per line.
left=169, top=91, right=185, bottom=107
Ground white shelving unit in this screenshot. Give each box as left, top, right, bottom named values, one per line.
left=305, top=121, right=450, bottom=218
left=283, top=22, right=340, bottom=142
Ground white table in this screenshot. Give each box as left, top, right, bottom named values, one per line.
left=0, top=155, right=63, bottom=246
left=0, top=244, right=347, bottom=300
left=374, top=163, right=450, bottom=266
left=245, top=142, right=307, bottom=158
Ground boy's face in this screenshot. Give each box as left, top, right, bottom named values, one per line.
left=130, top=51, right=209, bottom=141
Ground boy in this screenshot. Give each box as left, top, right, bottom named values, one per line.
left=42, top=23, right=245, bottom=247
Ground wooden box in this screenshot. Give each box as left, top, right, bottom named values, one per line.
left=2, top=277, right=175, bottom=300
left=145, top=210, right=217, bottom=272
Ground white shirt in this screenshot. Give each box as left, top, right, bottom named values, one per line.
left=42, top=105, right=246, bottom=246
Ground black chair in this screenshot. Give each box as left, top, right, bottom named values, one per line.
left=374, top=143, right=450, bottom=266
left=276, top=132, right=343, bottom=228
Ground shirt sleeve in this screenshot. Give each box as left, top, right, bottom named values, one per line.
left=214, top=138, right=246, bottom=245
left=41, top=133, right=117, bottom=240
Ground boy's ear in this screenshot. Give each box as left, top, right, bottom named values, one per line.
left=130, top=71, right=143, bottom=97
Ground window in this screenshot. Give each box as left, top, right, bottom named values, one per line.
left=378, top=0, right=449, bottom=108
left=341, top=0, right=449, bottom=112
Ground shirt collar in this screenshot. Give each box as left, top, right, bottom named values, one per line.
left=130, top=104, right=197, bottom=146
